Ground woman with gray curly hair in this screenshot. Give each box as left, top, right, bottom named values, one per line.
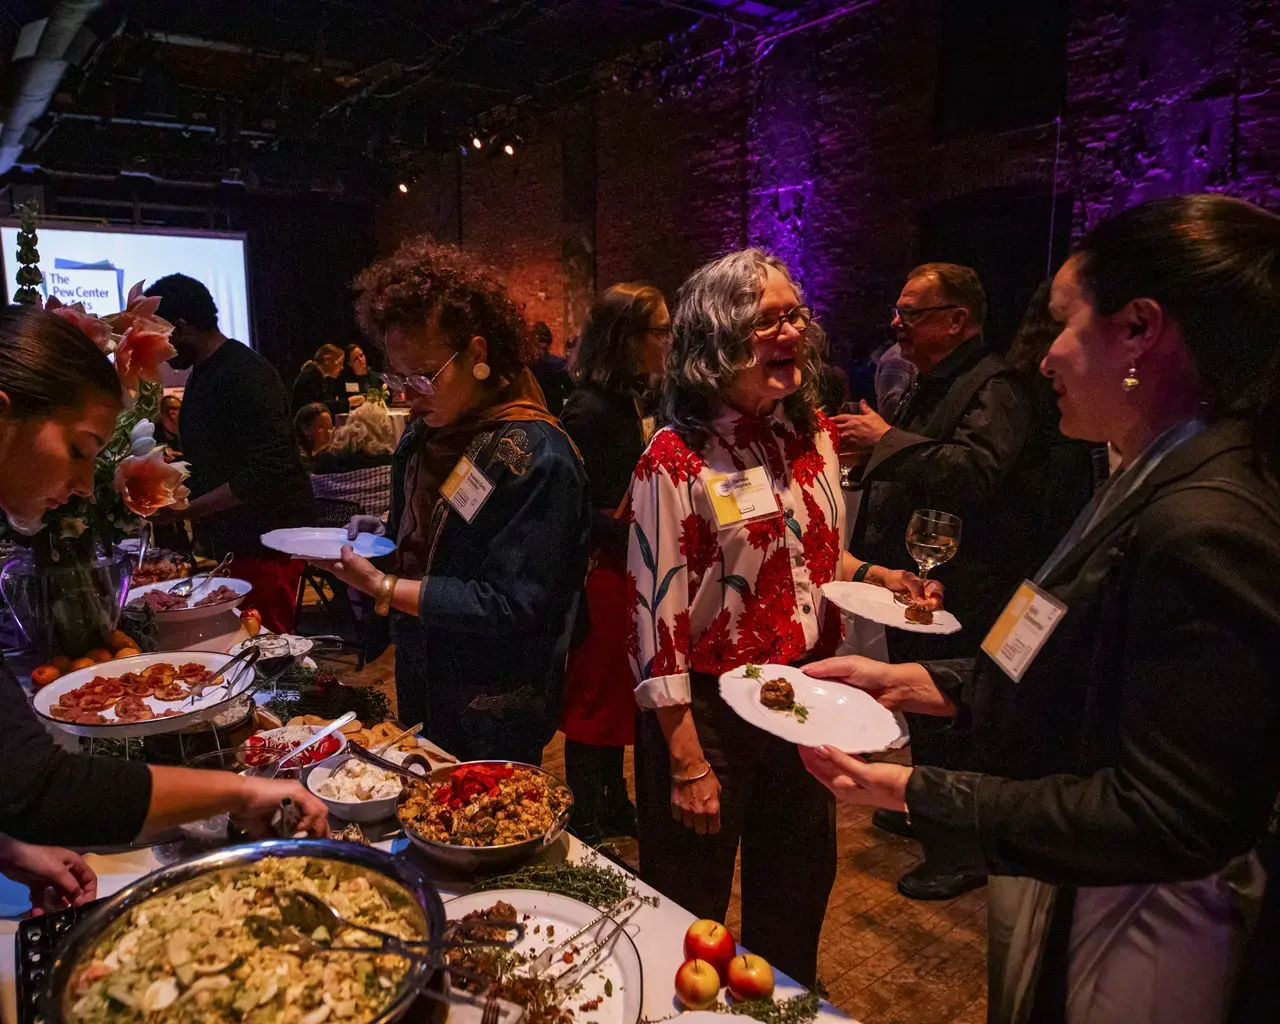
left=627, top=248, right=940, bottom=984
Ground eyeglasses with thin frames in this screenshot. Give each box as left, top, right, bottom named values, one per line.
left=892, top=304, right=959, bottom=322
left=753, top=305, right=813, bottom=341
left=379, top=351, right=458, bottom=396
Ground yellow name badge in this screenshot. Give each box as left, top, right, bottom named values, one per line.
left=440, top=456, right=495, bottom=523
left=981, top=580, right=1068, bottom=682
left=704, top=466, right=779, bottom=528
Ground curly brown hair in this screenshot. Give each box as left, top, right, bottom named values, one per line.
left=353, top=236, right=533, bottom=380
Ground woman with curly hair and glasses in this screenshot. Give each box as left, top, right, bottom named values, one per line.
left=628, top=249, right=941, bottom=985
left=319, top=238, right=590, bottom=765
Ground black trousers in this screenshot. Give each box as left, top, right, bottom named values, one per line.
left=635, top=676, right=836, bottom=987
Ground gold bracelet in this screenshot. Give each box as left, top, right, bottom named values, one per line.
left=374, top=573, right=399, bottom=617
left=671, top=760, right=712, bottom=785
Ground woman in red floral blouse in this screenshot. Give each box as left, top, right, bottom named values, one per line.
left=629, top=249, right=939, bottom=985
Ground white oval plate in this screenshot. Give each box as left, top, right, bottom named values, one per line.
left=260, top=527, right=396, bottom=561
left=230, top=633, right=314, bottom=659
left=125, top=577, right=252, bottom=621
left=718, top=663, right=906, bottom=752
left=445, top=889, right=643, bottom=1024
left=822, top=581, right=961, bottom=634
left=31, top=650, right=255, bottom=739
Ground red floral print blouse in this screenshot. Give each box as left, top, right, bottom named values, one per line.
left=628, top=403, right=849, bottom=707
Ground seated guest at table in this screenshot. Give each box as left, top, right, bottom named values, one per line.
left=559, top=282, right=670, bottom=843
left=338, top=343, right=380, bottom=412
left=294, top=401, right=334, bottom=470
left=0, top=304, right=328, bottom=851
left=629, top=248, right=939, bottom=986
left=312, top=398, right=396, bottom=520
left=290, top=344, right=345, bottom=415
left=319, top=238, right=590, bottom=765
left=530, top=321, right=573, bottom=416
left=799, top=194, right=1280, bottom=1024
left=146, top=274, right=315, bottom=635
left=153, top=393, right=182, bottom=457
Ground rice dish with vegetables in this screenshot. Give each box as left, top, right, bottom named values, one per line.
left=67, top=857, right=425, bottom=1024
left=399, top=763, right=571, bottom=848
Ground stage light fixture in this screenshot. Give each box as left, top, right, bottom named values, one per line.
left=503, top=142, right=515, bottom=156
left=398, top=182, right=409, bottom=194
left=472, top=135, right=484, bottom=149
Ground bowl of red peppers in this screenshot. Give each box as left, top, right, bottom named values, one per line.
left=396, top=760, right=573, bottom=874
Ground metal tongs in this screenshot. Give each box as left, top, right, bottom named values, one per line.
left=246, top=889, right=525, bottom=969
left=178, top=646, right=261, bottom=709
left=171, top=551, right=235, bottom=598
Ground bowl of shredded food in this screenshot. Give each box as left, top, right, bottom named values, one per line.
left=47, top=840, right=446, bottom=1024
left=397, top=761, right=573, bottom=873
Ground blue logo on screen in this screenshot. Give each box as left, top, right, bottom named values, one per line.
left=44, top=258, right=126, bottom=309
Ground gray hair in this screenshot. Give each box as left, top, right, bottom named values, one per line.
left=330, top=399, right=394, bottom=457
left=663, top=248, right=821, bottom=450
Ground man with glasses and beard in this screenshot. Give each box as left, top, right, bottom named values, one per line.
left=834, top=263, right=1041, bottom=901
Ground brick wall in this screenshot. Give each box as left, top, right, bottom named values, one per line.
left=372, top=0, right=1280, bottom=359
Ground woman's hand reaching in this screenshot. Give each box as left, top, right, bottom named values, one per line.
left=0, top=836, right=97, bottom=915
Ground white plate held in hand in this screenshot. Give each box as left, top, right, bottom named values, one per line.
left=260, top=527, right=396, bottom=561
left=719, top=663, right=906, bottom=752
left=822, top=581, right=962, bottom=634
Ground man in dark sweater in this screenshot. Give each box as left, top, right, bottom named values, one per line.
left=147, top=274, right=314, bottom=633
left=835, top=263, right=1038, bottom=901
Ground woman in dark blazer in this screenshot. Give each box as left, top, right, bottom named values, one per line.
left=800, top=195, right=1280, bottom=1023
left=318, top=238, right=590, bottom=765
left=290, top=344, right=345, bottom=415
left=559, top=283, right=670, bottom=842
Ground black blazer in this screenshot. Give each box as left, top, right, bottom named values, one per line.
left=908, top=416, right=1280, bottom=887
left=560, top=384, right=647, bottom=552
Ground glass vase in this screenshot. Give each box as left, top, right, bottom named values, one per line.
left=0, top=543, right=133, bottom=658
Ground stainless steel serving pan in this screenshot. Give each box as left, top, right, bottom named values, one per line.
left=43, top=839, right=449, bottom=1024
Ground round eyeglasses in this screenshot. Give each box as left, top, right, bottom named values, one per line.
left=379, top=352, right=458, bottom=396
left=752, top=305, right=813, bottom=341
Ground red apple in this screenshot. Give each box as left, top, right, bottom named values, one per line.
left=674, top=959, right=722, bottom=1011
left=726, top=954, right=775, bottom=1001
left=683, top=919, right=736, bottom=981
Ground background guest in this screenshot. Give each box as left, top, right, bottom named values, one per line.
left=809, top=322, right=851, bottom=415
left=290, top=343, right=345, bottom=415
left=530, top=320, right=573, bottom=415
left=153, top=394, right=182, bottom=456
left=559, top=282, right=670, bottom=844
left=337, top=342, right=380, bottom=411
left=801, top=193, right=1280, bottom=1024
left=294, top=401, right=333, bottom=469
left=630, top=248, right=938, bottom=986
left=873, top=341, right=917, bottom=420
left=312, top=397, right=396, bottom=520
left=834, top=263, right=1039, bottom=901
left=146, top=274, right=315, bottom=634
left=321, top=238, right=590, bottom=765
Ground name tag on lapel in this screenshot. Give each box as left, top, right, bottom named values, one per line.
left=704, top=467, right=778, bottom=528
left=981, top=580, right=1068, bottom=682
left=440, top=456, right=495, bottom=523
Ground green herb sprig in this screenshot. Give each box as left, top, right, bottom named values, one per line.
left=792, top=702, right=810, bottom=724
left=472, top=855, right=659, bottom=910
left=744, top=664, right=763, bottom=680
left=721, top=990, right=822, bottom=1024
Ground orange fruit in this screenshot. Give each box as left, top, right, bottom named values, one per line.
left=87, top=648, right=113, bottom=664
left=31, top=665, right=61, bottom=688
left=108, top=630, right=134, bottom=652
left=114, top=648, right=141, bottom=660
left=69, top=657, right=95, bottom=671
left=49, top=655, right=72, bottom=673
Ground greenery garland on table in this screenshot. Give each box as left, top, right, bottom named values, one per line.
left=472, top=854, right=660, bottom=911
left=719, top=990, right=823, bottom=1024
left=263, top=662, right=391, bottom=725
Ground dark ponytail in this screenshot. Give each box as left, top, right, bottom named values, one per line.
left=1074, top=194, right=1280, bottom=472
left=0, top=305, right=122, bottom=418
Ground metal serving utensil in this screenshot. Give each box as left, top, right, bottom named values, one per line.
left=178, top=646, right=261, bottom=709
left=243, top=711, right=357, bottom=779
left=546, top=898, right=642, bottom=993
left=170, top=551, right=234, bottom=598
left=527, top=896, right=636, bottom=978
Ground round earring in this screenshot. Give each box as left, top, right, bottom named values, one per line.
left=472, top=362, right=491, bottom=381
left=1122, top=364, right=1140, bottom=392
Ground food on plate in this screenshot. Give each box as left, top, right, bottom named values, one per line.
left=66, top=857, right=423, bottom=1024
left=758, top=678, right=794, bottom=710
left=317, top=759, right=404, bottom=803
left=749, top=669, right=809, bottom=723
left=332, top=823, right=371, bottom=845
left=674, top=959, right=722, bottom=1010
left=44, top=662, right=220, bottom=726
left=726, top=954, right=774, bottom=1001
left=129, top=549, right=192, bottom=587
left=904, top=602, right=934, bottom=625
left=684, top=919, right=736, bottom=983
left=399, top=763, right=570, bottom=848
left=129, top=589, right=187, bottom=613
left=446, top=901, right=585, bottom=1024
left=241, top=725, right=342, bottom=768
left=240, top=607, right=263, bottom=636
left=285, top=715, right=426, bottom=756
left=31, top=664, right=62, bottom=689
left=193, top=584, right=240, bottom=608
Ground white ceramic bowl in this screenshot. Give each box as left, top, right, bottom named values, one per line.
left=306, top=752, right=427, bottom=823
left=126, top=577, right=252, bottom=622
left=237, top=725, right=349, bottom=772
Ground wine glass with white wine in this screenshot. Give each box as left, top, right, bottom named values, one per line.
left=901, top=509, right=962, bottom=601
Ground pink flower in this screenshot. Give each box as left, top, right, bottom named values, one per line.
left=114, top=449, right=190, bottom=516
left=49, top=302, right=112, bottom=351
left=104, top=282, right=166, bottom=335
left=114, top=322, right=177, bottom=390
